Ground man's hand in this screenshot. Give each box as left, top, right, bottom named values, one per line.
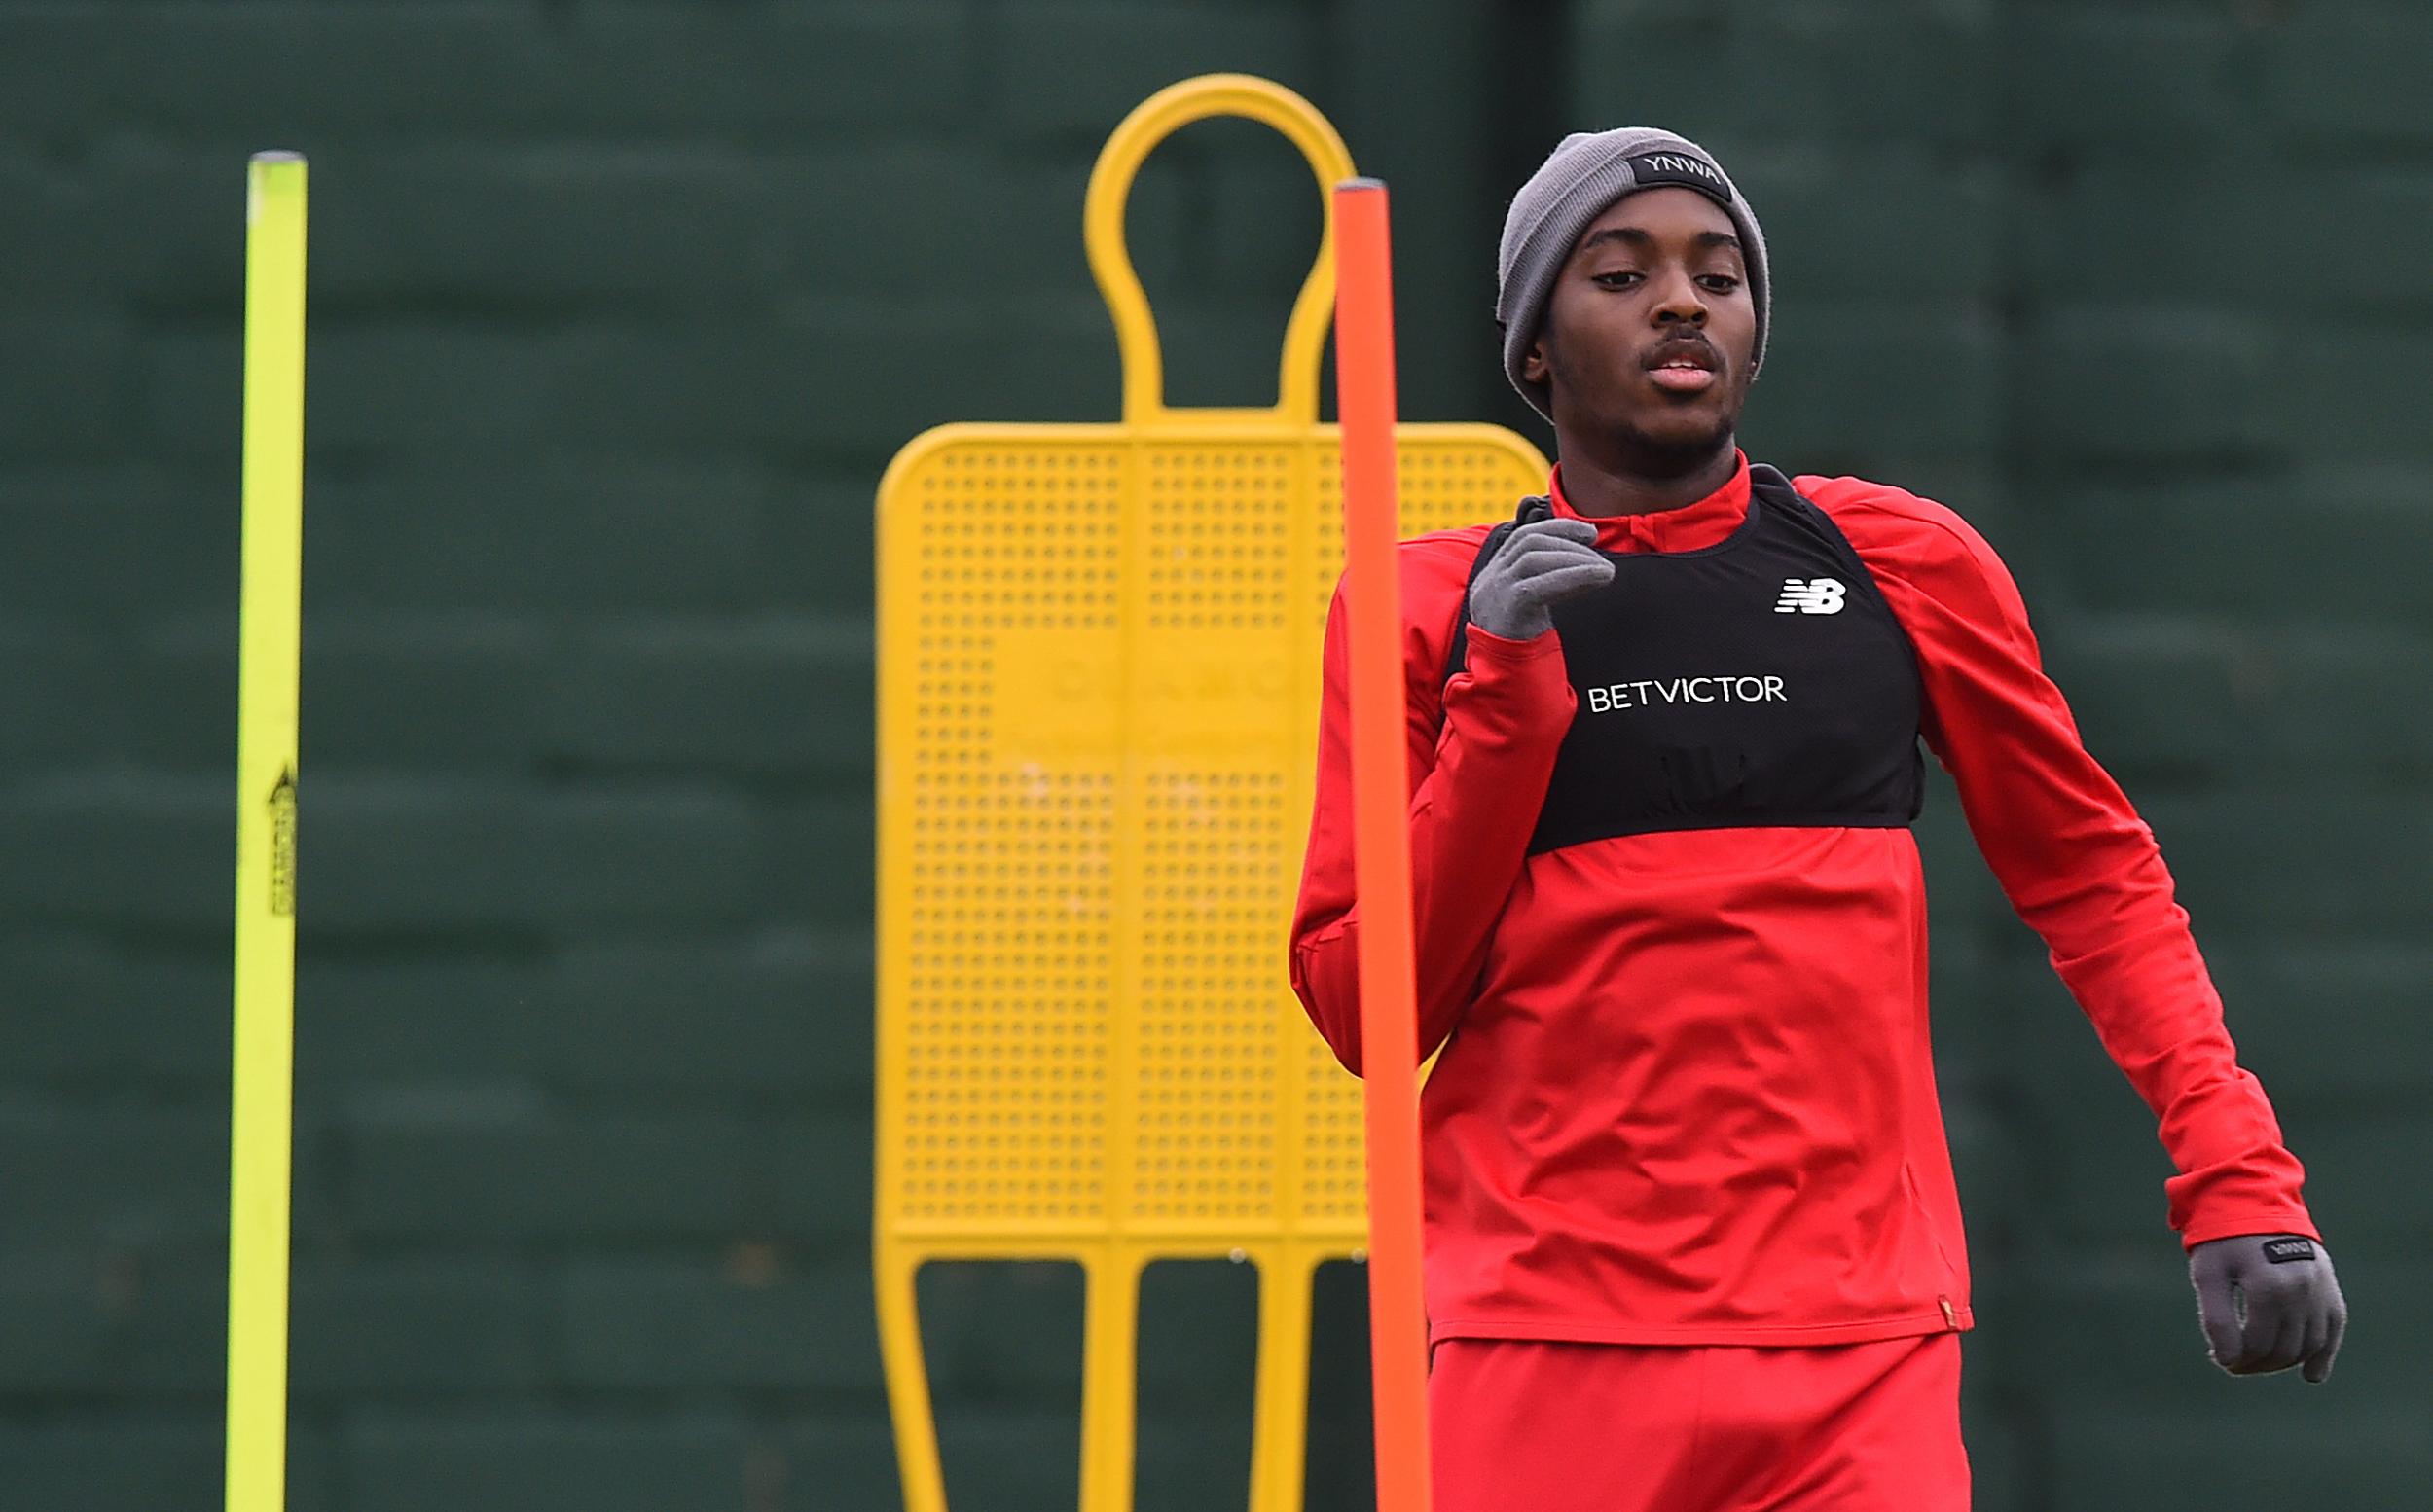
left=2189, top=1233, right=2346, bottom=1382
left=1470, top=517, right=1614, bottom=642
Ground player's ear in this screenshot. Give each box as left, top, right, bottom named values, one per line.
left=1521, top=336, right=1550, bottom=385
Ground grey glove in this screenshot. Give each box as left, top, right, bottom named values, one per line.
left=2189, top=1233, right=2346, bottom=1382
left=1469, top=517, right=1615, bottom=641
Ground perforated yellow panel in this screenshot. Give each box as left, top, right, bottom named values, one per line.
left=872, top=76, right=1548, bottom=1512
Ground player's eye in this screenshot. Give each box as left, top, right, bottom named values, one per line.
left=1589, top=270, right=1643, bottom=288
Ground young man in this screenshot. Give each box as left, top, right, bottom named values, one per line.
left=1287, top=127, right=2347, bottom=1511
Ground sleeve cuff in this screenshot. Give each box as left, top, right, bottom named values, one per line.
left=1464, top=623, right=1562, bottom=660
left=2180, top=1213, right=2323, bottom=1251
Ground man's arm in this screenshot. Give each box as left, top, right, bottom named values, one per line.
left=1288, top=554, right=1574, bottom=1075
left=1808, top=477, right=2320, bottom=1246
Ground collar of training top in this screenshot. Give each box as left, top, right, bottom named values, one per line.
left=1548, top=450, right=1752, bottom=554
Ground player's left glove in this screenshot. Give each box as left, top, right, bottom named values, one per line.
left=2189, top=1233, right=2346, bottom=1382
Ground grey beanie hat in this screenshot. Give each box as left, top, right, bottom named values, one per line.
left=1496, top=127, right=1768, bottom=421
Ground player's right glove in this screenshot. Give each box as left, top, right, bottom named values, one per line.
left=1468, top=517, right=1614, bottom=641
left=2189, top=1232, right=2346, bottom=1383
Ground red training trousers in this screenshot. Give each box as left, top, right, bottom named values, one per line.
left=1429, top=1335, right=1970, bottom=1512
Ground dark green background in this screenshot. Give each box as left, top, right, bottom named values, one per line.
left=2, top=1, right=2427, bottom=1508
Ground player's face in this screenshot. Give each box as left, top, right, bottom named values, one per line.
left=1523, top=187, right=1757, bottom=471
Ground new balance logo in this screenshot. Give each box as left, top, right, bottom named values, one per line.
left=1774, top=577, right=1846, bottom=615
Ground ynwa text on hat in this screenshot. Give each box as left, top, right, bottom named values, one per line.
left=1626, top=151, right=1727, bottom=196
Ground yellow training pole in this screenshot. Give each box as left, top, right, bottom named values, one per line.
left=227, top=149, right=307, bottom=1512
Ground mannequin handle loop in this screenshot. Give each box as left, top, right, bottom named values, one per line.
left=1083, top=74, right=1357, bottom=427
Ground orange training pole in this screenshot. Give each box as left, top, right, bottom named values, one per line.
left=1330, top=175, right=1434, bottom=1512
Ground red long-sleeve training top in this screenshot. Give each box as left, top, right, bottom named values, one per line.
left=1288, top=452, right=2319, bottom=1348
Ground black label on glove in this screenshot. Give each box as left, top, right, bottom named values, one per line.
left=2263, top=1237, right=2316, bottom=1265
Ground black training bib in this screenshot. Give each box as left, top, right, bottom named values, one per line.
left=1444, top=464, right=1924, bottom=854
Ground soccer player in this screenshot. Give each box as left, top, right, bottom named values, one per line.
left=1288, top=127, right=2346, bottom=1511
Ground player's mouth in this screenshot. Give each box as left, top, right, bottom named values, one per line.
left=1643, top=338, right=1722, bottom=395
